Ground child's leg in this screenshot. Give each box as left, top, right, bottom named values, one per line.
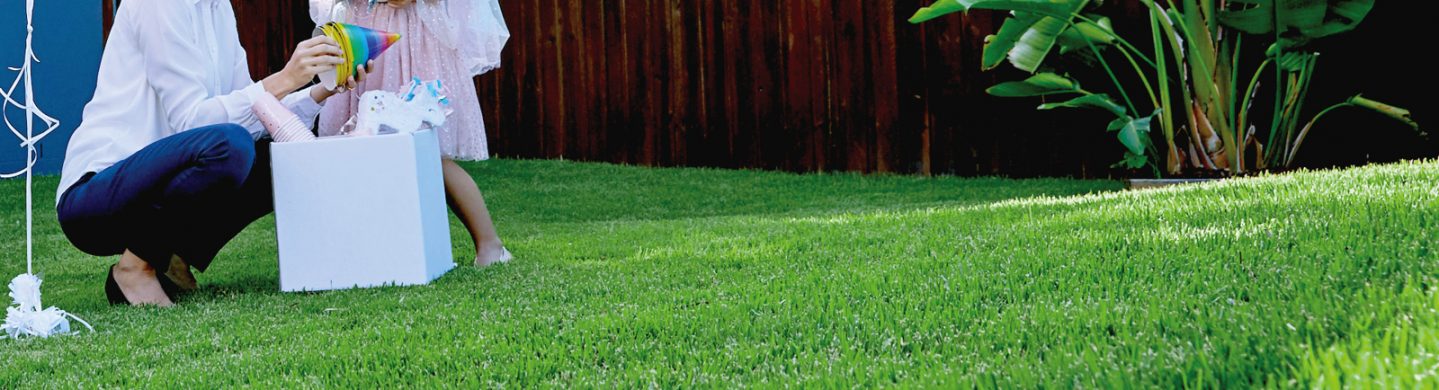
left=441, top=158, right=511, bottom=266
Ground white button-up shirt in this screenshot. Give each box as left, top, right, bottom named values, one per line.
left=59, top=0, right=324, bottom=199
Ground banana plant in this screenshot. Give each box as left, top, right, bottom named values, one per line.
left=910, top=0, right=1420, bottom=176
left=1218, top=0, right=1419, bottom=168
left=911, top=0, right=1166, bottom=173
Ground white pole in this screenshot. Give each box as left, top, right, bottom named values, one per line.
left=23, top=0, right=35, bottom=276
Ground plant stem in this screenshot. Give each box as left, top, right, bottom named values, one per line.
left=1279, top=72, right=1301, bottom=160
left=1285, top=102, right=1352, bottom=166
left=1117, top=45, right=1160, bottom=111
left=1280, top=57, right=1318, bottom=167
left=1071, top=14, right=1161, bottom=69
left=1289, top=55, right=1319, bottom=149
left=1244, top=58, right=1271, bottom=160
left=1229, top=35, right=1242, bottom=143
left=1150, top=5, right=1177, bottom=174
left=1268, top=2, right=1284, bottom=167
left=1081, top=34, right=1141, bottom=118
left=1171, top=4, right=1237, bottom=173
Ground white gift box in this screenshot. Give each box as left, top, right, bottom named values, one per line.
left=269, top=130, right=454, bottom=292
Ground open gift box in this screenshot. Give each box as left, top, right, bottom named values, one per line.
left=269, top=129, right=454, bottom=292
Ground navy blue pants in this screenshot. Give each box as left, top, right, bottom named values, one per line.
left=58, top=124, right=273, bottom=272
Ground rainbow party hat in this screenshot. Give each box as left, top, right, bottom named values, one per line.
left=316, top=22, right=402, bottom=90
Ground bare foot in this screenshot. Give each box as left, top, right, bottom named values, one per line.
left=475, top=246, right=512, bottom=267
left=165, top=255, right=198, bottom=292
left=114, top=251, right=174, bottom=307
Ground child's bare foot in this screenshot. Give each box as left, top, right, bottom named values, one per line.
left=475, top=246, right=512, bottom=267
left=165, top=255, right=198, bottom=292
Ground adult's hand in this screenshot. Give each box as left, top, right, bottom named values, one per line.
left=263, top=36, right=345, bottom=98
left=310, top=60, right=375, bottom=103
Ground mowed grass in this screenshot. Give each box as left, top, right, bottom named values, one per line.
left=1, top=159, right=1436, bottom=387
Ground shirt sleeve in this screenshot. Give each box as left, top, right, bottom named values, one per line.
left=232, top=42, right=325, bottom=137
left=136, top=0, right=268, bottom=137
left=282, top=86, right=325, bottom=128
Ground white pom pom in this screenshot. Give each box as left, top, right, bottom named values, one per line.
left=3, top=274, right=91, bottom=339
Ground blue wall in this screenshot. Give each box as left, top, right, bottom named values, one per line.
left=0, top=0, right=102, bottom=176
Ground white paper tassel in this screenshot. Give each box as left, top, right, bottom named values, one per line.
left=3, top=274, right=91, bottom=339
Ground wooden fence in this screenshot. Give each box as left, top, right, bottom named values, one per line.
left=102, top=1, right=1430, bottom=177
left=476, top=0, right=1140, bottom=176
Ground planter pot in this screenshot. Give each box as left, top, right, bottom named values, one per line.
left=1125, top=178, right=1220, bottom=190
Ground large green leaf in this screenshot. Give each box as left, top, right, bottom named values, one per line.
left=1303, top=0, right=1374, bottom=38
left=909, top=0, right=967, bottom=23
left=1348, top=95, right=1421, bottom=133
left=1105, top=115, right=1153, bottom=169
left=1056, top=15, right=1116, bottom=54
left=1037, top=93, right=1126, bottom=116
left=1219, top=0, right=1374, bottom=47
left=955, top=0, right=1082, bottom=15
left=983, top=12, right=1042, bottom=70
left=985, top=73, right=1081, bottom=97
left=981, top=1, right=1091, bottom=72
left=1221, top=0, right=1291, bottom=34
left=1007, top=13, right=1075, bottom=72
left=909, top=0, right=1083, bottom=24
left=908, top=0, right=1092, bottom=71
left=1109, top=115, right=1153, bottom=157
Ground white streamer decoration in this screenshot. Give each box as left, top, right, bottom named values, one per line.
left=2, top=0, right=93, bottom=339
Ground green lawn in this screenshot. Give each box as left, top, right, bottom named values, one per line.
left=1, top=159, right=1436, bottom=387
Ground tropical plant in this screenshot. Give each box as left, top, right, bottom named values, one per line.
left=910, top=0, right=1421, bottom=176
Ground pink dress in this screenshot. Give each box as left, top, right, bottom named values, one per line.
left=310, top=0, right=509, bottom=161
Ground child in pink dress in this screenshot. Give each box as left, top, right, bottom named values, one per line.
left=310, top=0, right=513, bottom=266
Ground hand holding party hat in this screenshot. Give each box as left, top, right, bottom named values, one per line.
left=316, top=22, right=402, bottom=90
